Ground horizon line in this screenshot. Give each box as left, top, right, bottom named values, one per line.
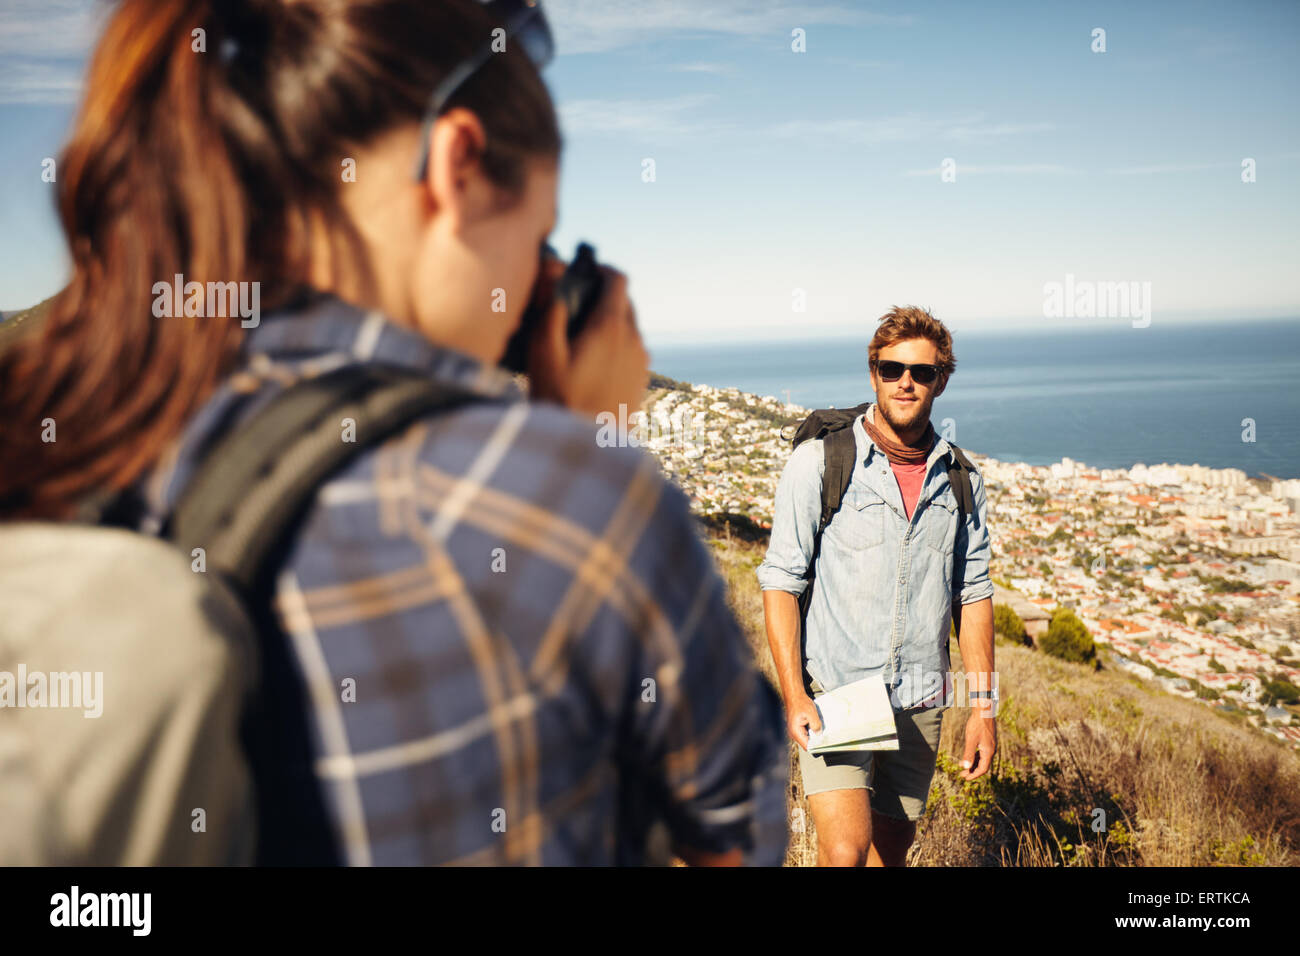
left=648, top=312, right=1300, bottom=348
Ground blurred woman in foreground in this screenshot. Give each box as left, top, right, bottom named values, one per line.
left=0, top=0, right=786, bottom=865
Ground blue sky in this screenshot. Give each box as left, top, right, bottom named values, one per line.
left=1, top=0, right=1298, bottom=346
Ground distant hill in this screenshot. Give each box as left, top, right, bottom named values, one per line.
left=0, top=296, right=56, bottom=348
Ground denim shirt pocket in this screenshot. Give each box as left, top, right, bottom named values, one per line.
left=923, top=491, right=960, bottom=588
left=922, top=491, right=959, bottom=552
left=827, top=485, right=889, bottom=551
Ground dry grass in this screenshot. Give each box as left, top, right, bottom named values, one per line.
left=703, top=519, right=1300, bottom=867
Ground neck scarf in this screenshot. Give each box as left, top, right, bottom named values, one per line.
left=862, top=404, right=935, bottom=465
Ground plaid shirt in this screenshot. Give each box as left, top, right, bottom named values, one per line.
left=136, top=292, right=788, bottom=866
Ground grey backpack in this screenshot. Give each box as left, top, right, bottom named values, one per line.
left=0, top=365, right=471, bottom=864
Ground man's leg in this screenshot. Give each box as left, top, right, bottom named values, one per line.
left=866, top=810, right=916, bottom=867
left=861, top=706, right=946, bottom=867
left=807, top=788, right=871, bottom=867
left=798, top=744, right=875, bottom=866
left=799, top=708, right=945, bottom=866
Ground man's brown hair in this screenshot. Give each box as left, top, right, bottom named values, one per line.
left=867, top=305, right=957, bottom=381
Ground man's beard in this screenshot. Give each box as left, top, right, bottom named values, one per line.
left=879, top=393, right=932, bottom=433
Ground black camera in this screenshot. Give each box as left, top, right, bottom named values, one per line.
left=499, top=242, right=605, bottom=373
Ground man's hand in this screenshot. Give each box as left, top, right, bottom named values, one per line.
left=787, top=692, right=823, bottom=751
left=959, top=707, right=997, bottom=781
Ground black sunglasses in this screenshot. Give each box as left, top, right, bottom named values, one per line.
left=873, top=360, right=942, bottom=386
left=410, top=0, right=556, bottom=182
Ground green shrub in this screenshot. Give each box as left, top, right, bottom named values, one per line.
left=1263, top=679, right=1300, bottom=706
left=1040, top=608, right=1096, bottom=665
left=994, top=603, right=1031, bottom=647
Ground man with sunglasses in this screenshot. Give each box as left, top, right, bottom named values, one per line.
left=758, top=306, right=996, bottom=866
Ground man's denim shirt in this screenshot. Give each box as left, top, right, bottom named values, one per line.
left=756, top=405, right=994, bottom=710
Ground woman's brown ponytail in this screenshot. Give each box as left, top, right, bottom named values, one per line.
left=0, top=0, right=560, bottom=519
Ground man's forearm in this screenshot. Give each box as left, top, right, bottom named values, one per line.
left=955, top=597, right=995, bottom=706
left=762, top=589, right=807, bottom=703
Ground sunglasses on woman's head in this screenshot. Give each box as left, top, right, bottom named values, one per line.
left=874, top=360, right=941, bottom=385
left=410, top=0, right=555, bottom=182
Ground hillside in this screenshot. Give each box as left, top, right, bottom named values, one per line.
left=0, top=296, right=54, bottom=349
left=702, top=518, right=1300, bottom=867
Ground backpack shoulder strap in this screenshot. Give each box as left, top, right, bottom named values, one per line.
left=168, top=364, right=477, bottom=594
left=818, top=425, right=858, bottom=536
left=943, top=442, right=980, bottom=642
left=945, top=441, right=977, bottom=526
left=797, top=419, right=859, bottom=614
left=795, top=415, right=861, bottom=690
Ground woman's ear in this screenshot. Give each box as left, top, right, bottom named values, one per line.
left=420, top=107, right=488, bottom=230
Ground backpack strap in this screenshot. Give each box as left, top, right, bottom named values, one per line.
left=817, top=426, right=858, bottom=537
left=945, top=441, right=978, bottom=528
left=943, top=442, right=980, bottom=644
left=168, top=364, right=477, bottom=595
left=164, top=363, right=479, bottom=865
left=796, top=418, right=861, bottom=634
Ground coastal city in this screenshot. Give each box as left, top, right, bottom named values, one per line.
left=633, top=375, right=1300, bottom=748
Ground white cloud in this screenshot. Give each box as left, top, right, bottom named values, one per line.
left=544, top=0, right=910, bottom=54
left=559, top=93, right=720, bottom=137
left=560, top=100, right=1057, bottom=146
left=669, top=62, right=732, bottom=75
left=0, top=0, right=100, bottom=57
left=0, top=0, right=100, bottom=105
left=903, top=163, right=1075, bottom=177
left=1107, top=161, right=1227, bottom=175
left=771, top=113, right=1054, bottom=144
left=0, top=59, right=82, bottom=105
left=830, top=57, right=896, bottom=71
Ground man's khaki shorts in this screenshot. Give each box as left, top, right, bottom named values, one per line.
left=798, top=683, right=946, bottom=822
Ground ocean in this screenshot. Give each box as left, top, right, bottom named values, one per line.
left=650, top=318, right=1300, bottom=480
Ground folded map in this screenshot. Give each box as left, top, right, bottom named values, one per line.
left=807, top=674, right=899, bottom=754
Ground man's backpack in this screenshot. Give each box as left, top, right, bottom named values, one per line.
left=0, top=365, right=474, bottom=864
left=785, top=401, right=977, bottom=628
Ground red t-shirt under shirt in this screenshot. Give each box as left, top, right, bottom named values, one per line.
left=889, top=459, right=928, bottom=521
